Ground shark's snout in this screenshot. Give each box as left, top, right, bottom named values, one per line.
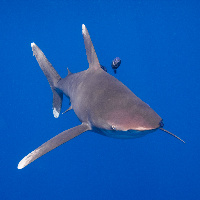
left=105, top=108, right=162, bottom=132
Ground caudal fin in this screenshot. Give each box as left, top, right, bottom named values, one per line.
left=31, top=43, right=63, bottom=118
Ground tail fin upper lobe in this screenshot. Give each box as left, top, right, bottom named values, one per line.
left=31, top=43, right=63, bottom=118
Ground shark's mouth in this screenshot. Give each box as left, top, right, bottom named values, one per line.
left=97, top=128, right=158, bottom=139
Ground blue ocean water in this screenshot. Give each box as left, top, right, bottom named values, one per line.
left=1, top=1, right=200, bottom=199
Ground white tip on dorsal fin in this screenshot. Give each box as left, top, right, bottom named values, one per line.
left=82, top=24, right=101, bottom=70
left=67, top=68, right=72, bottom=75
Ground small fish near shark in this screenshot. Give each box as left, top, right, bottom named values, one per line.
left=111, top=57, right=121, bottom=74
left=100, top=57, right=121, bottom=73
left=18, top=24, right=185, bottom=169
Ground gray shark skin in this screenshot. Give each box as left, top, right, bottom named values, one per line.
left=18, top=24, right=184, bottom=169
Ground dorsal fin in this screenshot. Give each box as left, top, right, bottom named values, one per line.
left=82, top=24, right=101, bottom=70
left=67, top=68, right=72, bottom=75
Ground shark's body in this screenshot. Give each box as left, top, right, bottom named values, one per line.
left=18, top=24, right=184, bottom=169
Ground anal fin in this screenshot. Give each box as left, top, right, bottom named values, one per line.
left=18, top=123, right=91, bottom=169
left=62, top=105, right=72, bottom=114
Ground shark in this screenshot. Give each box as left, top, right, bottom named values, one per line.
left=18, top=24, right=184, bottom=169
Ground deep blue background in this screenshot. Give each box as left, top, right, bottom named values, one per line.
left=1, top=1, right=200, bottom=199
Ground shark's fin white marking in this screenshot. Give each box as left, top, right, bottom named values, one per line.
left=31, top=42, right=63, bottom=118
left=31, top=42, right=36, bottom=48
left=18, top=123, right=91, bottom=169
left=82, top=24, right=101, bottom=70
left=53, top=107, right=59, bottom=118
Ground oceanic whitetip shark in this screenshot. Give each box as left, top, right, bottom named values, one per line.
left=18, top=24, right=184, bottom=169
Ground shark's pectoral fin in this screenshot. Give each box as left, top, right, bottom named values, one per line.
left=18, top=123, right=91, bottom=169
left=82, top=24, right=101, bottom=70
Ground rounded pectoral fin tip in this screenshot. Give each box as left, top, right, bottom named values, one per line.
left=17, top=158, right=25, bottom=169
left=17, top=154, right=31, bottom=169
